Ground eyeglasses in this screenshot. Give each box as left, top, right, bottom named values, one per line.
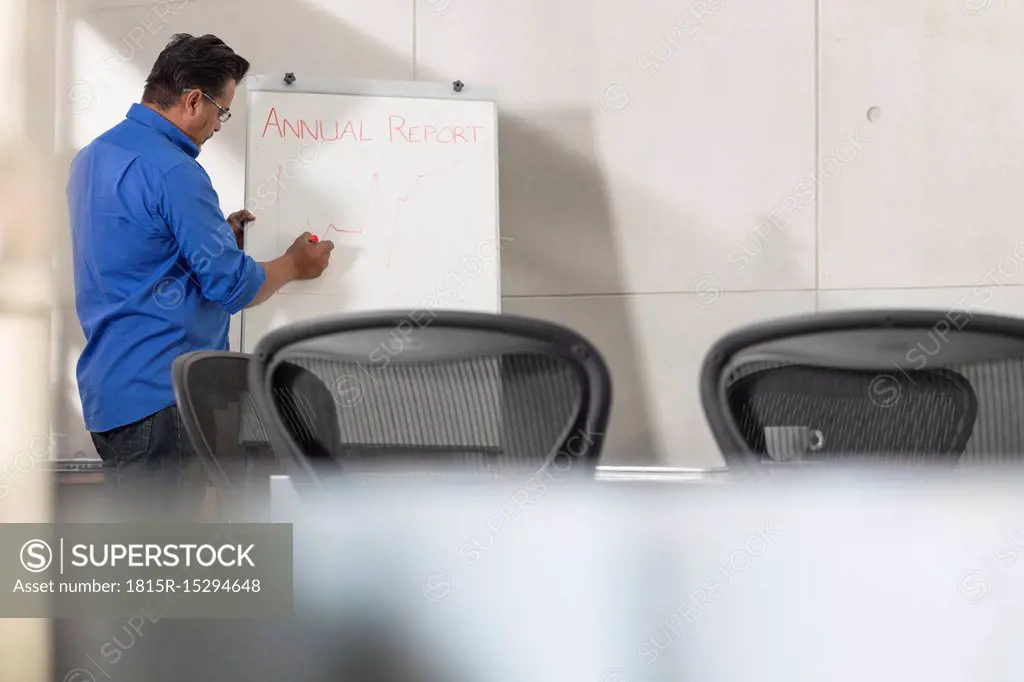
left=183, top=88, right=231, bottom=122
left=201, top=91, right=231, bottom=122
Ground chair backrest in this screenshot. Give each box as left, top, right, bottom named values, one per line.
left=724, top=363, right=977, bottom=464
left=697, top=309, right=1024, bottom=468
left=172, top=351, right=282, bottom=503
left=247, top=310, right=612, bottom=487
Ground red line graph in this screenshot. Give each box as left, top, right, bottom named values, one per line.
left=307, top=162, right=462, bottom=267
left=307, top=218, right=361, bottom=235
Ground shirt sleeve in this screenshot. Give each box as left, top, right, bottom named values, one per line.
left=159, top=162, right=266, bottom=314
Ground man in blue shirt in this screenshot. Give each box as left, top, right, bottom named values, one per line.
left=66, top=34, right=334, bottom=515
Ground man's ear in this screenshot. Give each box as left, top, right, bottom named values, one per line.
left=181, top=89, right=201, bottom=116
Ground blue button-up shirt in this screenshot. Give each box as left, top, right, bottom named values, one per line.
left=67, top=103, right=266, bottom=433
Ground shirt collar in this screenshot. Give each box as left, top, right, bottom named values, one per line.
left=126, top=102, right=200, bottom=158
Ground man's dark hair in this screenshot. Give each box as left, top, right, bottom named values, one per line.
left=142, top=33, right=249, bottom=109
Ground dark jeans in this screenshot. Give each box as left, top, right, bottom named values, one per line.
left=90, top=404, right=210, bottom=519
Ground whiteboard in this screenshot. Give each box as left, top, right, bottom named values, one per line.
left=239, top=77, right=501, bottom=353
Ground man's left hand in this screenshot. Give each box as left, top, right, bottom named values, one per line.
left=227, top=209, right=255, bottom=249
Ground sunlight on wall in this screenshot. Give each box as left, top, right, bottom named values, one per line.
left=66, top=18, right=151, bottom=150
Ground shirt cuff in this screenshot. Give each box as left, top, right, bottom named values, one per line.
left=222, top=256, right=267, bottom=315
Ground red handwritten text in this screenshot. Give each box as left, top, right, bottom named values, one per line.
left=258, top=108, right=486, bottom=144
left=260, top=106, right=373, bottom=141
left=388, top=115, right=484, bottom=144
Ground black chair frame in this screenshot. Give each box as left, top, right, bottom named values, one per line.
left=247, top=310, right=613, bottom=488
left=172, top=350, right=253, bottom=491
left=700, top=308, right=1024, bottom=467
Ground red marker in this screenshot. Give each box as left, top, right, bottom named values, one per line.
left=309, top=235, right=319, bottom=244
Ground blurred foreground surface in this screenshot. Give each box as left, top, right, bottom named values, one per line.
left=52, top=468, right=1024, bottom=682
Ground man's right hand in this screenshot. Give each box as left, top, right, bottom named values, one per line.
left=286, top=232, right=334, bottom=279
left=246, top=232, right=336, bottom=309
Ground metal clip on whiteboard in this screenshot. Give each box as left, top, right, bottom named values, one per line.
left=284, top=72, right=296, bottom=86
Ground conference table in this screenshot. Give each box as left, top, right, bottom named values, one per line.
left=51, top=459, right=731, bottom=521
left=51, top=459, right=731, bottom=483
left=595, top=465, right=730, bottom=482
left=263, top=464, right=732, bottom=522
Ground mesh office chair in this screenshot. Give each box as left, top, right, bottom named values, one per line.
left=172, top=351, right=339, bottom=514
left=696, top=309, right=1024, bottom=468
left=246, top=310, right=612, bottom=487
